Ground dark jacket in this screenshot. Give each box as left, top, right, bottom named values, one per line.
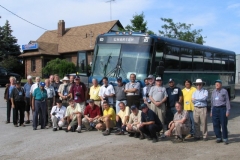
left=4, top=84, right=10, bottom=100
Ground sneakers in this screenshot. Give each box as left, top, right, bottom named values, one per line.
left=139, top=134, right=145, bottom=140
left=25, top=120, right=30, bottom=124
left=102, top=129, right=110, bottom=136
left=115, top=131, right=124, bottom=135
left=129, top=132, right=135, bottom=137
left=134, top=132, right=140, bottom=138
left=20, top=124, right=25, bottom=127
left=152, top=138, right=158, bottom=143
left=216, top=139, right=223, bottom=143
left=224, top=140, right=229, bottom=145
left=76, top=126, right=81, bottom=133
left=185, top=134, right=193, bottom=139
left=172, top=138, right=183, bottom=143
left=53, top=128, right=57, bottom=131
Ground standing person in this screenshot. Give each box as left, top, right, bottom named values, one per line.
left=182, top=80, right=196, bottom=138
left=165, top=78, right=183, bottom=127
left=4, top=76, right=16, bottom=124
left=192, top=79, right=208, bottom=141
left=114, top=77, right=127, bottom=114
left=69, top=75, right=75, bottom=87
left=30, top=76, right=41, bottom=95
left=139, top=103, right=163, bottom=143
left=70, top=76, right=87, bottom=113
left=211, top=80, right=230, bottom=145
left=89, top=78, right=101, bottom=107
left=50, top=99, right=66, bottom=131
left=165, top=102, right=190, bottom=143
left=32, top=82, right=48, bottom=130
left=52, top=74, right=62, bottom=101
left=82, top=99, right=101, bottom=131
left=126, top=105, right=142, bottom=138
left=115, top=102, right=130, bottom=135
left=44, top=79, right=56, bottom=128
left=49, top=75, right=55, bottom=87
left=124, top=73, right=140, bottom=107
left=149, top=77, right=168, bottom=134
left=143, top=75, right=155, bottom=106
left=98, top=77, right=115, bottom=109
left=58, top=76, right=71, bottom=107
left=23, top=75, right=33, bottom=124
left=10, top=81, right=26, bottom=127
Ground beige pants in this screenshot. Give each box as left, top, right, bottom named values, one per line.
left=94, top=101, right=101, bottom=107
left=150, top=103, right=166, bottom=129
left=194, top=107, right=208, bottom=138
left=126, top=124, right=141, bottom=133
left=165, top=123, right=190, bottom=138
left=82, top=118, right=98, bottom=129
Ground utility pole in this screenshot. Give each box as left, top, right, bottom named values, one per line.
left=106, top=0, right=115, bottom=20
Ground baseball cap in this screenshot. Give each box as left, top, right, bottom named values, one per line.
left=147, top=75, right=154, bottom=79
left=87, top=99, right=94, bottom=103
left=75, top=75, right=80, bottom=80
left=215, top=79, right=222, bottom=84
left=140, top=103, right=148, bottom=109
left=40, top=82, right=45, bottom=87
left=169, top=78, right=174, bottom=83
left=117, top=77, right=122, bottom=81
left=130, top=105, right=137, bottom=110
left=155, top=77, right=162, bottom=81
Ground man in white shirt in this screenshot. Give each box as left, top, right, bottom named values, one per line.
left=30, top=76, right=41, bottom=95
left=98, top=77, right=115, bottom=110
left=126, top=105, right=142, bottom=138
left=51, top=99, right=66, bottom=131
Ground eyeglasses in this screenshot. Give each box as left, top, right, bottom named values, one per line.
left=196, top=84, right=202, bottom=86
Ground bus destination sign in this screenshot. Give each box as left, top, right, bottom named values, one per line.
left=106, top=36, right=140, bottom=44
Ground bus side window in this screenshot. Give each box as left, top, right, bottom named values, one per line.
left=222, top=54, right=229, bottom=71
left=193, top=50, right=203, bottom=70
left=165, top=45, right=180, bottom=70
left=153, top=43, right=164, bottom=73
left=213, top=53, right=222, bottom=71
left=204, top=51, right=213, bottom=71
left=180, top=48, right=192, bottom=71
left=229, top=55, right=235, bottom=72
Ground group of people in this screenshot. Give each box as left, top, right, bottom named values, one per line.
left=3, top=73, right=230, bottom=144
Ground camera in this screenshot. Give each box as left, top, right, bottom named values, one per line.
left=75, top=92, right=80, bottom=96
left=146, top=93, right=149, bottom=98
left=52, top=112, right=56, bottom=116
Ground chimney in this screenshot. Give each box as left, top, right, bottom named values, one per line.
left=58, top=20, right=65, bottom=37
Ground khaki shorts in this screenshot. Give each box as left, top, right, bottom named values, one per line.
left=101, top=120, right=115, bottom=129
left=69, top=119, right=78, bottom=127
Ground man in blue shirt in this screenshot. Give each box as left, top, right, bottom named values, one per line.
left=192, top=79, right=208, bottom=141
left=139, top=103, right=162, bottom=143
left=32, top=82, right=48, bottom=130
left=23, top=75, right=33, bottom=124
left=211, top=79, right=230, bottom=145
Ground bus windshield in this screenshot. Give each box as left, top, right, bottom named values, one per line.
left=92, top=44, right=151, bottom=81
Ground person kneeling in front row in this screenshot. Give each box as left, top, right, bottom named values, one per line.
left=95, top=101, right=116, bottom=136
left=65, top=99, right=83, bottom=133
left=115, top=102, right=130, bottom=135
left=126, top=105, right=142, bottom=138
left=51, top=99, right=66, bottom=131
left=139, top=103, right=162, bottom=143
left=165, top=102, right=190, bottom=143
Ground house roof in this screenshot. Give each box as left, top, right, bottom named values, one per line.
left=21, top=20, right=123, bottom=57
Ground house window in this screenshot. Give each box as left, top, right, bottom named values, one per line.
left=31, top=58, right=36, bottom=71
left=65, top=57, right=72, bottom=62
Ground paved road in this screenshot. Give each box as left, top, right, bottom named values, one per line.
left=0, top=86, right=240, bottom=160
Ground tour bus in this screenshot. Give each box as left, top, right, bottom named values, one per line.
left=81, top=32, right=235, bottom=102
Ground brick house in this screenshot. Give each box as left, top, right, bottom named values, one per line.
left=20, top=20, right=123, bottom=78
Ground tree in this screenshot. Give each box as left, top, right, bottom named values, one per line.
left=0, top=55, right=24, bottom=76
left=0, top=20, right=21, bottom=59
left=159, top=18, right=205, bottom=44
left=121, top=12, right=154, bottom=34
left=42, top=58, right=76, bottom=78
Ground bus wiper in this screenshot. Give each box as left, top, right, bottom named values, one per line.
left=106, top=57, right=127, bottom=79
left=103, top=53, right=112, bottom=76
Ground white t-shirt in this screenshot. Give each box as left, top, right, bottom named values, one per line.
left=30, top=83, right=39, bottom=94
left=98, top=84, right=115, bottom=104
left=50, top=105, right=66, bottom=119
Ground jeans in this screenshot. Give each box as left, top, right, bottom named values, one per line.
left=188, top=111, right=194, bottom=135
left=139, top=124, right=162, bottom=139
left=115, top=100, right=127, bottom=114
left=212, top=106, right=228, bottom=140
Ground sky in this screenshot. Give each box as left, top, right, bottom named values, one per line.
left=0, top=0, right=240, bottom=54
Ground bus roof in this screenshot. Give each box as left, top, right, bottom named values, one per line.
left=98, top=32, right=236, bottom=55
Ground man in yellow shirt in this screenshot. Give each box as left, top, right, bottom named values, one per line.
left=182, top=80, right=196, bottom=138
left=115, top=102, right=130, bottom=135
left=89, top=79, right=101, bottom=106
left=95, top=101, right=116, bottom=136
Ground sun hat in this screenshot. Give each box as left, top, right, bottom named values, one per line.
left=193, top=79, right=206, bottom=86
